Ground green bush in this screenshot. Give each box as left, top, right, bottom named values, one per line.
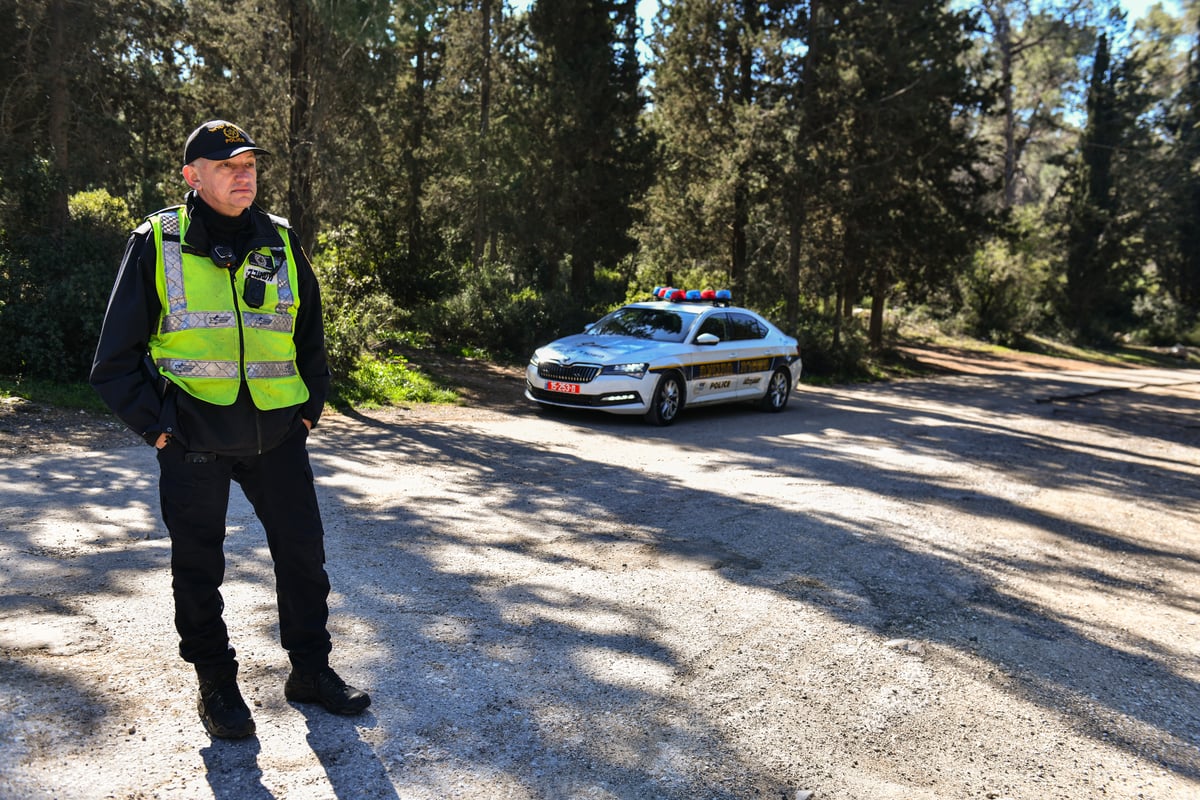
left=1184, top=321, right=1200, bottom=348
left=1130, top=288, right=1199, bottom=346
left=0, top=186, right=134, bottom=379
left=789, top=309, right=873, bottom=382
left=421, top=259, right=574, bottom=361
left=311, top=231, right=402, bottom=380
left=956, top=233, right=1050, bottom=346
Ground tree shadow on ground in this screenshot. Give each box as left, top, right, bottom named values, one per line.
left=1, top=365, right=1197, bottom=797
left=307, top=368, right=1199, bottom=793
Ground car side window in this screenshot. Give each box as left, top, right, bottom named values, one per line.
left=696, top=313, right=728, bottom=341
left=728, top=313, right=767, bottom=341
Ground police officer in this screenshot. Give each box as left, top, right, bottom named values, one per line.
left=91, top=120, right=369, bottom=739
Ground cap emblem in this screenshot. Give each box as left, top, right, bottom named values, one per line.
left=212, top=123, right=247, bottom=145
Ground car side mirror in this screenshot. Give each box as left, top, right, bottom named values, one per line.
left=695, top=333, right=720, bottom=346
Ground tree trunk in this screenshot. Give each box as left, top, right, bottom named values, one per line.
left=728, top=0, right=759, bottom=295
left=46, top=0, right=70, bottom=233
left=992, top=8, right=1018, bottom=211
left=785, top=205, right=803, bottom=332
left=832, top=286, right=842, bottom=348
left=570, top=253, right=592, bottom=298
left=288, top=0, right=318, bottom=253
left=473, top=0, right=493, bottom=267
left=405, top=27, right=430, bottom=264
left=869, top=271, right=887, bottom=349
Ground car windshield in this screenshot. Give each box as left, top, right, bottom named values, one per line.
left=588, top=307, right=699, bottom=343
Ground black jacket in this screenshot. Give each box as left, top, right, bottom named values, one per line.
left=90, top=192, right=330, bottom=456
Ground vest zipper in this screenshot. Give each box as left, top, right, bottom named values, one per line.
left=227, top=267, right=265, bottom=455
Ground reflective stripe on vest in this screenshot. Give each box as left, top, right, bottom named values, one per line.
left=148, top=208, right=309, bottom=410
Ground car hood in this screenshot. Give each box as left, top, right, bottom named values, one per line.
left=535, top=334, right=678, bottom=364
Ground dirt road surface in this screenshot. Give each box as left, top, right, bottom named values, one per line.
left=1, top=351, right=1198, bottom=799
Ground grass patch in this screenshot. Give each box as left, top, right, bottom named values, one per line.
left=0, top=377, right=107, bottom=412
left=896, top=325, right=1200, bottom=369
left=1019, top=334, right=1199, bottom=368
left=5, top=358, right=463, bottom=417
left=330, top=355, right=459, bottom=409
left=870, top=347, right=942, bottom=381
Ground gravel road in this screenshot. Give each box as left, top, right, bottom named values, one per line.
left=1, top=352, right=1198, bottom=799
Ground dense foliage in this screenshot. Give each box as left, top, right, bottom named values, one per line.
left=1, top=0, right=1198, bottom=386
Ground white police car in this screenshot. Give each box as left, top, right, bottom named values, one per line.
left=526, top=288, right=802, bottom=425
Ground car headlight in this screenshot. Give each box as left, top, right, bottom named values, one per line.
left=529, top=353, right=540, bottom=367
left=600, top=362, right=649, bottom=379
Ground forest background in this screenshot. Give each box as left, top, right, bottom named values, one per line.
left=2, top=0, right=1200, bottom=406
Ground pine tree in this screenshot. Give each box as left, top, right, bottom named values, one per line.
left=825, top=2, right=992, bottom=348
left=0, top=0, right=189, bottom=232
left=975, top=0, right=1104, bottom=211
left=1165, top=20, right=1200, bottom=314
left=642, top=0, right=761, bottom=295
left=185, top=0, right=395, bottom=252
left=522, top=0, right=654, bottom=303
left=1060, top=30, right=1148, bottom=343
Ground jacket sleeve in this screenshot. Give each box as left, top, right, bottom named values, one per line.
left=89, top=227, right=170, bottom=445
left=289, top=231, right=331, bottom=427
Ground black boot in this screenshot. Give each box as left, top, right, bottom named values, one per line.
left=197, top=672, right=255, bottom=739
left=284, top=666, right=371, bottom=715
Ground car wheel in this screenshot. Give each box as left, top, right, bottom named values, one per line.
left=644, top=371, right=684, bottom=426
left=759, top=367, right=791, bottom=412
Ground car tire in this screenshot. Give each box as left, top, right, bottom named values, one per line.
left=644, top=371, right=684, bottom=426
left=759, top=367, right=791, bottom=412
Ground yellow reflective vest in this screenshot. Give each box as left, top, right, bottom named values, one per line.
left=147, top=207, right=309, bottom=410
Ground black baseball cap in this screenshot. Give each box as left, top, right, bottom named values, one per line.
left=183, top=120, right=269, bottom=165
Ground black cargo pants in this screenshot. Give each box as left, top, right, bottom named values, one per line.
left=156, top=425, right=332, bottom=678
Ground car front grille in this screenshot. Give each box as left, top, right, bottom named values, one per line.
left=528, top=385, right=644, bottom=408
left=537, top=362, right=601, bottom=383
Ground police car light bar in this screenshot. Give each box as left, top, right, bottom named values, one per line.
left=652, top=286, right=732, bottom=305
